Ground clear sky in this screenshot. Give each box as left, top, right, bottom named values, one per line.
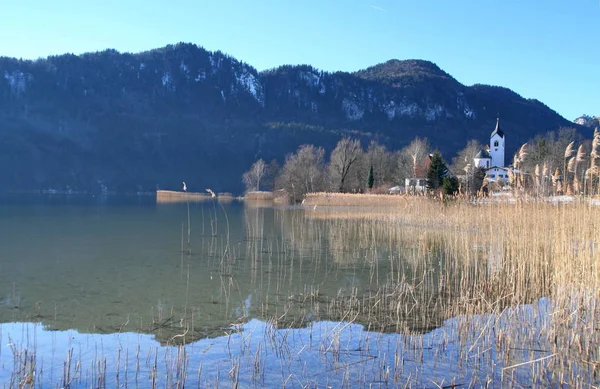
left=1, top=1, right=598, bottom=120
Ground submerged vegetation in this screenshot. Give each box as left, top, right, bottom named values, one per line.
left=1, top=195, right=599, bottom=387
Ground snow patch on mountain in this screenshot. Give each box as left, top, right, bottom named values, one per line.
left=464, top=107, right=475, bottom=119
left=300, top=71, right=320, bottom=88
left=237, top=69, right=264, bottom=106
left=195, top=70, right=206, bottom=82
left=180, top=61, right=190, bottom=78
left=209, top=55, right=222, bottom=73
left=383, top=101, right=397, bottom=120
left=398, top=101, right=420, bottom=117
left=3, top=70, right=29, bottom=96
left=425, top=104, right=444, bottom=121
left=161, top=72, right=172, bottom=87
left=342, top=98, right=364, bottom=121
left=456, top=93, right=475, bottom=119
left=383, top=100, right=420, bottom=120
left=298, top=70, right=327, bottom=95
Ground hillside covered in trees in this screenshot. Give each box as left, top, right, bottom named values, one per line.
left=0, top=43, right=586, bottom=194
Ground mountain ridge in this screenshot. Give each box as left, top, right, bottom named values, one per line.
left=0, top=42, right=584, bottom=194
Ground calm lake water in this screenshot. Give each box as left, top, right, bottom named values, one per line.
left=0, top=196, right=590, bottom=387
left=0, top=196, right=409, bottom=387
left=0, top=197, right=397, bottom=339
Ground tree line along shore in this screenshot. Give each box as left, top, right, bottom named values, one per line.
left=242, top=126, right=600, bottom=204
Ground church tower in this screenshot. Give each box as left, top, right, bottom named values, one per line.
left=489, top=118, right=505, bottom=167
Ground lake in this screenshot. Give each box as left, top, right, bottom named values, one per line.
left=0, top=195, right=597, bottom=388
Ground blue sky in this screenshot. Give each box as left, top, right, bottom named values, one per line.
left=1, top=1, right=598, bottom=120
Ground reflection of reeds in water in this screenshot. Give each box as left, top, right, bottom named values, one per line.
left=216, top=192, right=235, bottom=203
left=4, top=197, right=600, bottom=387
left=296, top=197, right=600, bottom=386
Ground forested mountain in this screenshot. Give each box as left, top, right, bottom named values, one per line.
left=0, top=43, right=581, bottom=193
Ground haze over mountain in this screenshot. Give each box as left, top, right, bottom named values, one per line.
left=0, top=43, right=582, bottom=194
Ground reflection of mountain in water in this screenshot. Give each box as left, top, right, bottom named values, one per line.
left=0, top=300, right=563, bottom=388
left=0, top=201, right=545, bottom=345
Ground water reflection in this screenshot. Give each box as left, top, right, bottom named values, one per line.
left=2, top=200, right=430, bottom=345
left=0, top=198, right=596, bottom=386
left=0, top=299, right=559, bottom=388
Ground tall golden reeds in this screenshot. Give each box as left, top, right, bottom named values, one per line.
left=573, top=145, right=586, bottom=194
left=552, top=167, right=562, bottom=194
left=563, top=141, right=575, bottom=190
left=566, top=156, right=576, bottom=194
left=514, top=143, right=528, bottom=189
left=585, top=129, right=600, bottom=195
left=542, top=162, right=549, bottom=195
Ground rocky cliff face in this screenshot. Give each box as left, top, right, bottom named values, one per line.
left=0, top=43, right=577, bottom=193
left=574, top=115, right=599, bottom=128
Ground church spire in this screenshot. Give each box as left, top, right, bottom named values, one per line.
left=491, top=117, right=504, bottom=138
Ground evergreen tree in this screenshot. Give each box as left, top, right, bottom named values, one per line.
left=368, top=165, right=374, bottom=189
left=442, top=176, right=459, bottom=195
left=426, top=151, right=447, bottom=190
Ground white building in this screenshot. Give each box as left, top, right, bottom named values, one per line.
left=489, top=118, right=505, bottom=168
left=404, top=177, right=427, bottom=193
left=474, top=147, right=491, bottom=169
left=474, top=118, right=510, bottom=183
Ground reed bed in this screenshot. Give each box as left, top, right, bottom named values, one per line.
left=244, top=191, right=275, bottom=201
left=303, top=192, right=411, bottom=207
left=156, top=190, right=213, bottom=203
left=296, top=196, right=600, bottom=386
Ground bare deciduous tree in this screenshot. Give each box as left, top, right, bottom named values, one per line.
left=328, top=138, right=363, bottom=192
left=366, top=140, right=395, bottom=189
left=396, top=137, right=432, bottom=184
left=262, top=159, right=281, bottom=191
left=407, top=137, right=431, bottom=178
left=451, top=139, right=483, bottom=194
left=277, top=145, right=326, bottom=202
left=451, top=139, right=482, bottom=174
left=523, top=127, right=581, bottom=176
left=242, top=159, right=267, bottom=191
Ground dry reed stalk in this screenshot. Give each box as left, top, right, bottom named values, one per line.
left=552, top=168, right=562, bottom=194
left=576, top=144, right=586, bottom=163
left=302, top=192, right=410, bottom=207
left=156, top=190, right=212, bottom=203
left=244, top=191, right=275, bottom=201
left=588, top=131, right=600, bottom=195
left=564, top=141, right=575, bottom=160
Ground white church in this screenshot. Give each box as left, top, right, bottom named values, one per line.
left=473, top=118, right=510, bottom=183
